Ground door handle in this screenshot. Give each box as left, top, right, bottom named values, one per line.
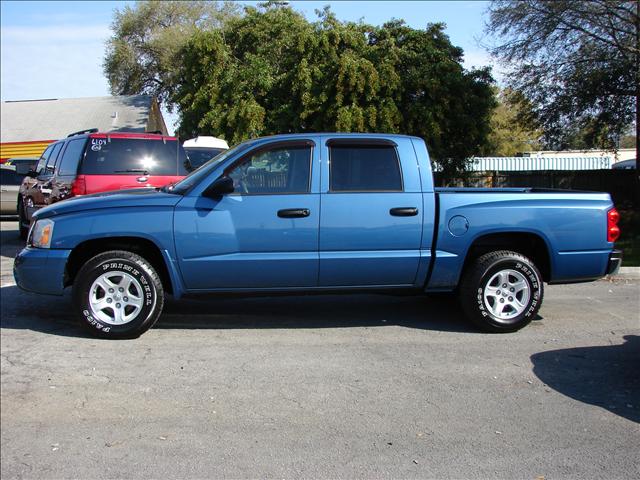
left=278, top=208, right=310, bottom=218
left=390, top=207, right=418, bottom=217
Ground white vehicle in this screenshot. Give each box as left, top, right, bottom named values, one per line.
left=0, top=164, right=22, bottom=215
left=183, top=136, right=229, bottom=170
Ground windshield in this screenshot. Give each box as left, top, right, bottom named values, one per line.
left=168, top=140, right=256, bottom=194
left=184, top=147, right=227, bottom=171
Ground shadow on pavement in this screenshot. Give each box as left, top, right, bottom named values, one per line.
left=531, top=335, right=640, bottom=423
left=0, top=284, right=482, bottom=338
left=158, top=292, right=478, bottom=333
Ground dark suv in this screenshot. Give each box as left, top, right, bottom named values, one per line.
left=17, top=129, right=189, bottom=238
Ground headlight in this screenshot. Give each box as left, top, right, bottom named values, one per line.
left=30, top=219, right=55, bottom=248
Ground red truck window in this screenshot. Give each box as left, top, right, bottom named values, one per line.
left=58, top=139, right=86, bottom=176
left=80, top=138, right=188, bottom=176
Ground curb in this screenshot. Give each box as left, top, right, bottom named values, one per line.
left=608, top=266, right=640, bottom=280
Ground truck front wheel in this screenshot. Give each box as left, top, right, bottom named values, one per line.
left=460, top=250, right=543, bottom=333
left=72, top=250, right=164, bottom=339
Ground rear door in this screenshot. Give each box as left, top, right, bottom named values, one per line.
left=319, top=137, right=423, bottom=286
left=80, top=136, right=188, bottom=193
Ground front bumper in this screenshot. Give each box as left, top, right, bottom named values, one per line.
left=606, top=249, right=623, bottom=275
left=14, top=247, right=72, bottom=295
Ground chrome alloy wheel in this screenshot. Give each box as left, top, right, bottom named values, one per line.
left=483, top=269, right=530, bottom=321
left=89, top=271, right=144, bottom=325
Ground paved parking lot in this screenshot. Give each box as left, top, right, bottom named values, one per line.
left=1, top=219, right=639, bottom=479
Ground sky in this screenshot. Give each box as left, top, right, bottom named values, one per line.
left=0, top=0, right=495, bottom=134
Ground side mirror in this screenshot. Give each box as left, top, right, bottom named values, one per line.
left=203, top=176, right=234, bottom=198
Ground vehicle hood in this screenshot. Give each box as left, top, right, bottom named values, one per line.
left=33, top=188, right=183, bottom=220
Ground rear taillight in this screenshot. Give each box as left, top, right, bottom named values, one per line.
left=71, top=175, right=86, bottom=196
left=607, top=208, right=620, bottom=243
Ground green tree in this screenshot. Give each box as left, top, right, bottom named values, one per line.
left=103, top=0, right=240, bottom=109
left=620, top=134, right=636, bottom=149
left=373, top=20, right=495, bottom=175
left=487, top=88, right=542, bottom=156
left=174, top=4, right=496, bottom=174
left=486, top=0, right=639, bottom=168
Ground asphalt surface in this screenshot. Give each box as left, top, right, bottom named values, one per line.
left=1, top=219, right=639, bottom=479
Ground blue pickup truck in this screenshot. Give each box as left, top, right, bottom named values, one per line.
left=14, top=133, right=622, bottom=338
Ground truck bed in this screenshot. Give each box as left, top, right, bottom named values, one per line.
left=427, top=189, right=613, bottom=290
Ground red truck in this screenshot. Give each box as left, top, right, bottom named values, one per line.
left=16, top=129, right=189, bottom=238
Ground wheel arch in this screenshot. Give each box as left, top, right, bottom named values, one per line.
left=64, top=236, right=174, bottom=294
left=461, top=231, right=551, bottom=283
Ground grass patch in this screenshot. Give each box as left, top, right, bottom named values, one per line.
left=617, top=208, right=640, bottom=266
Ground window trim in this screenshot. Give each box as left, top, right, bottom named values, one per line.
left=325, top=138, right=398, bottom=148
left=328, top=142, right=404, bottom=193
left=222, top=140, right=314, bottom=196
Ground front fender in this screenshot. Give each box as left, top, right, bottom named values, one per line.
left=45, top=207, right=184, bottom=297
left=49, top=207, right=175, bottom=252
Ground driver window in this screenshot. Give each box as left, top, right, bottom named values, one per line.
left=226, top=144, right=312, bottom=195
left=44, top=143, right=63, bottom=175
left=36, top=145, right=53, bottom=174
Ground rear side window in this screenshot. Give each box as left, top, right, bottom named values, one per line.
left=57, top=139, right=86, bottom=176
left=330, top=144, right=402, bottom=192
left=80, top=138, right=188, bottom=176
left=0, top=167, right=22, bottom=186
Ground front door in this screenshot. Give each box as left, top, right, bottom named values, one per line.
left=174, top=140, right=320, bottom=290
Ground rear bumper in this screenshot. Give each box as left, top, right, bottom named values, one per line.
left=13, top=247, right=71, bottom=295
left=606, top=249, right=623, bottom=275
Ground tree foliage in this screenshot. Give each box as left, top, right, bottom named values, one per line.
left=103, top=0, right=240, bottom=109
left=486, top=0, right=638, bottom=156
left=173, top=4, right=495, bottom=174
left=487, top=88, right=542, bottom=156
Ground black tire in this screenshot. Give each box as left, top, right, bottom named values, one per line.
left=17, top=197, right=29, bottom=240
left=72, top=250, right=164, bottom=339
left=459, top=250, right=544, bottom=333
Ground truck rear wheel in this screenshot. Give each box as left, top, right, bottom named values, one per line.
left=72, top=250, right=164, bottom=339
left=460, top=250, right=543, bottom=333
